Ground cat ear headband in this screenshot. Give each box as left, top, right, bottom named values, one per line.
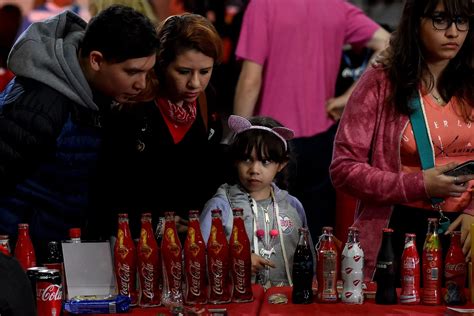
left=228, top=115, right=295, bottom=151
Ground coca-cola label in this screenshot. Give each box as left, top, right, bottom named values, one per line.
left=170, top=261, right=182, bottom=295
left=345, top=292, right=353, bottom=298
left=189, top=261, right=202, bottom=296
left=445, top=262, right=465, bottom=273
left=210, top=258, right=224, bottom=295
left=141, top=262, right=155, bottom=299
left=353, top=255, right=362, bottom=262
left=117, top=263, right=131, bottom=295
left=353, top=279, right=361, bottom=286
left=233, top=259, right=246, bottom=294
left=38, top=284, right=62, bottom=301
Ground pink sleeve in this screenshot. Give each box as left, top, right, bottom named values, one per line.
left=330, top=68, right=427, bottom=204
left=343, top=1, right=381, bottom=47
left=235, top=0, right=268, bottom=65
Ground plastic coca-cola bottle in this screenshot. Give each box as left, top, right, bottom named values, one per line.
left=292, top=227, right=314, bottom=304
left=316, top=226, right=339, bottom=303
left=374, top=228, right=397, bottom=304
left=14, top=223, right=37, bottom=270
left=422, top=218, right=442, bottom=305
left=444, top=231, right=466, bottom=305
left=341, top=227, right=364, bottom=304
left=229, top=208, right=253, bottom=302
left=184, top=210, right=207, bottom=304
left=161, top=211, right=183, bottom=304
left=207, top=209, right=231, bottom=304
left=137, top=212, right=161, bottom=307
left=0, top=235, right=11, bottom=256
left=114, top=213, right=138, bottom=306
left=400, top=233, right=420, bottom=304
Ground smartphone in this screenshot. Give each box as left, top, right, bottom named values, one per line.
left=444, top=160, right=474, bottom=177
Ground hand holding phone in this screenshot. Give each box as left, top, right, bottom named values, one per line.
left=444, top=160, right=474, bottom=177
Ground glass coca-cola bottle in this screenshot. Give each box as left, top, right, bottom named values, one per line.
left=14, top=223, right=36, bottom=270
left=374, top=228, right=397, bottom=304
left=207, top=209, right=231, bottom=304
left=316, top=226, right=339, bottom=303
left=161, top=211, right=183, bottom=305
left=292, top=227, right=314, bottom=304
left=137, top=212, right=161, bottom=307
left=184, top=210, right=207, bottom=304
left=0, top=235, right=11, bottom=256
left=114, top=213, right=138, bottom=306
left=422, top=218, right=442, bottom=305
left=444, top=231, right=466, bottom=305
left=400, top=233, right=420, bottom=304
left=229, top=208, right=253, bottom=302
left=341, top=227, right=364, bottom=304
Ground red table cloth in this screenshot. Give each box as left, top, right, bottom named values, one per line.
left=259, top=286, right=474, bottom=316
left=78, top=284, right=264, bottom=316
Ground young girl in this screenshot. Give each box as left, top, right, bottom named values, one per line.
left=200, top=115, right=314, bottom=288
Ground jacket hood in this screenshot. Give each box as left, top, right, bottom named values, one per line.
left=8, top=11, right=98, bottom=111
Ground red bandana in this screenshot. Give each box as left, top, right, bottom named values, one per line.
left=156, top=97, right=197, bottom=144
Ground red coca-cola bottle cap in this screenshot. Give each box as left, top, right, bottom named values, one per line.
left=69, top=228, right=81, bottom=239
left=18, top=223, right=29, bottom=229
left=405, top=233, right=416, bottom=237
left=382, top=228, right=394, bottom=233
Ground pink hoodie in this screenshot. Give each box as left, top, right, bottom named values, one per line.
left=330, top=67, right=427, bottom=281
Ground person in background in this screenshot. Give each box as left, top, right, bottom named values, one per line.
left=330, top=0, right=474, bottom=281
left=200, top=115, right=315, bottom=288
left=92, top=13, right=226, bottom=239
left=233, top=0, right=390, bottom=241
left=0, top=5, right=157, bottom=263
left=0, top=4, right=22, bottom=91
left=18, top=0, right=90, bottom=36
left=88, top=0, right=159, bottom=25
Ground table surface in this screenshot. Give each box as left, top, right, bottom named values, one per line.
left=76, top=284, right=264, bottom=316
left=260, top=286, right=474, bottom=316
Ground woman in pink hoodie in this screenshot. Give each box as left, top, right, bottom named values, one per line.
left=330, top=0, right=474, bottom=281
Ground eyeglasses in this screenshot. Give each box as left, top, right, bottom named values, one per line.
left=427, top=14, right=470, bottom=32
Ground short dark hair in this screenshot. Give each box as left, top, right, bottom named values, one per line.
left=80, top=5, right=158, bottom=63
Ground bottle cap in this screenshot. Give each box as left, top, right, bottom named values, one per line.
left=382, top=227, right=394, bottom=233
left=405, top=233, right=416, bottom=237
left=0, top=235, right=9, bottom=240
left=211, top=209, right=222, bottom=215
left=69, top=228, right=81, bottom=239
left=18, top=223, right=29, bottom=229
left=348, top=226, right=359, bottom=232
left=322, top=226, right=333, bottom=232
left=189, top=210, right=200, bottom=216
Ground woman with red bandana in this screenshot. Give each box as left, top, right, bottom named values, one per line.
left=91, top=14, right=227, bottom=240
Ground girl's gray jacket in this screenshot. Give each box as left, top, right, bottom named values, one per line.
left=200, top=183, right=316, bottom=286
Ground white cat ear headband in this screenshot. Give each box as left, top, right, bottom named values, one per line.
left=228, top=115, right=295, bottom=151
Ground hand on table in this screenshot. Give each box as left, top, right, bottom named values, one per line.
left=251, top=253, right=275, bottom=274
